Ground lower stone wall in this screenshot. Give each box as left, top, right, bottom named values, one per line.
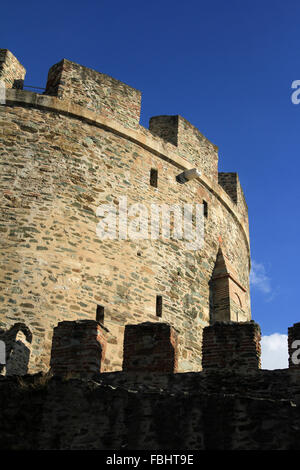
left=1, top=369, right=300, bottom=450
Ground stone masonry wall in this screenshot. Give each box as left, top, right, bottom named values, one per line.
left=150, top=115, right=218, bottom=179
left=218, top=172, right=249, bottom=236
left=1, top=369, right=300, bottom=450
left=0, top=49, right=26, bottom=89
left=45, top=59, right=141, bottom=129
left=0, top=51, right=251, bottom=374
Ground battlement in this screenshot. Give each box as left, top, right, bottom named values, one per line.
left=45, top=59, right=142, bottom=129
left=202, top=321, right=261, bottom=372
left=1, top=319, right=300, bottom=450
left=149, top=115, right=219, bottom=180
left=0, top=49, right=222, bottom=181
left=0, top=49, right=26, bottom=89
left=218, top=172, right=248, bottom=221
left=0, top=48, right=251, bottom=375
left=2, top=318, right=297, bottom=377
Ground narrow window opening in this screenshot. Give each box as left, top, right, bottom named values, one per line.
left=156, top=295, right=162, bottom=317
left=96, top=305, right=105, bottom=325
left=203, top=200, right=208, bottom=218
left=150, top=168, right=158, bottom=188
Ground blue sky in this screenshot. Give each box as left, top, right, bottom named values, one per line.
left=1, top=0, right=299, bottom=365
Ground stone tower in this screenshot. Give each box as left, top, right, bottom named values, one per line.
left=0, top=49, right=251, bottom=373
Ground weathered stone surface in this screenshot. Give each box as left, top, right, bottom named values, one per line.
left=210, top=248, right=248, bottom=322
left=202, top=321, right=261, bottom=372
left=0, top=368, right=300, bottom=450
left=0, top=322, right=32, bottom=375
left=50, top=320, right=108, bottom=376
left=0, top=50, right=251, bottom=374
left=45, top=59, right=141, bottom=128
left=0, top=49, right=26, bottom=89
left=123, top=322, right=178, bottom=373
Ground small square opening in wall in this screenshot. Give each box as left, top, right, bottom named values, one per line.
left=150, top=168, right=158, bottom=188
left=96, top=305, right=105, bottom=325
left=156, top=295, right=162, bottom=317
left=203, top=200, right=208, bottom=218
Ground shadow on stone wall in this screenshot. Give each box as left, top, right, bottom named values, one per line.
left=0, top=323, right=32, bottom=376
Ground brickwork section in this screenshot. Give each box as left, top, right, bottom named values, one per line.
left=149, top=115, right=218, bottom=179
left=288, top=322, right=300, bottom=369
left=123, top=322, right=178, bottom=373
left=0, top=49, right=26, bottom=89
left=210, top=247, right=247, bottom=322
left=202, top=321, right=261, bottom=372
left=45, top=59, right=141, bottom=128
left=0, top=50, right=251, bottom=374
left=50, top=320, right=108, bottom=376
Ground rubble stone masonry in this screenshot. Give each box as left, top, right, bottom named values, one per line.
left=0, top=49, right=251, bottom=374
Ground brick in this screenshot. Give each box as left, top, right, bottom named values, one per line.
left=123, top=322, right=178, bottom=373
left=202, top=321, right=261, bottom=372
left=50, top=320, right=108, bottom=377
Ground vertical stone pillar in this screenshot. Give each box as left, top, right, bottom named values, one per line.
left=0, top=49, right=26, bottom=89
left=288, top=322, right=300, bottom=369
left=123, top=322, right=179, bottom=373
left=202, top=321, right=261, bottom=372
left=210, top=247, right=247, bottom=322
left=50, top=320, right=108, bottom=377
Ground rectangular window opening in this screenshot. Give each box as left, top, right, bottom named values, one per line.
left=96, top=305, right=105, bottom=325
left=156, top=295, right=162, bottom=317
left=150, top=168, right=158, bottom=188
left=203, top=200, right=208, bottom=218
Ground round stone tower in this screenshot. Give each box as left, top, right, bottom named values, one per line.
left=0, top=49, right=251, bottom=373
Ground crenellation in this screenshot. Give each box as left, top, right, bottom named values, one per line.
left=202, top=321, right=261, bottom=372
left=0, top=49, right=26, bottom=89
left=149, top=115, right=218, bottom=180
left=0, top=49, right=251, bottom=374
left=45, top=59, right=142, bottom=129
left=0, top=48, right=297, bottom=452
left=50, top=320, right=108, bottom=377
left=122, top=322, right=179, bottom=373
left=218, top=172, right=249, bottom=229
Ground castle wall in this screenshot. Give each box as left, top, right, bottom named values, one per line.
left=0, top=52, right=251, bottom=374
left=149, top=115, right=218, bottom=178
left=0, top=49, right=26, bottom=89
left=1, top=369, right=300, bottom=450
left=45, top=59, right=141, bottom=129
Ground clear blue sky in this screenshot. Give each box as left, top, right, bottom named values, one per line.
left=1, top=0, right=299, bottom=338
